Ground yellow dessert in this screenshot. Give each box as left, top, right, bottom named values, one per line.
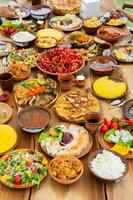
left=0, top=125, right=17, bottom=154
left=93, top=76, right=127, bottom=99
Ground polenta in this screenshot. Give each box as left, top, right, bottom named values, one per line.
left=0, top=125, right=17, bottom=154
left=93, top=76, right=127, bottom=99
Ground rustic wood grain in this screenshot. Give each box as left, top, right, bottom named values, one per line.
left=0, top=0, right=133, bottom=200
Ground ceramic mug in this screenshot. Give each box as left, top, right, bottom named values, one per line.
left=0, top=72, right=14, bottom=92
left=84, top=112, right=103, bottom=134
left=58, top=74, right=75, bottom=91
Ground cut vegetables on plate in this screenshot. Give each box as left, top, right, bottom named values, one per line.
left=14, top=74, right=58, bottom=109
left=98, top=117, right=133, bottom=158
left=38, top=123, right=93, bottom=158
left=0, top=149, right=48, bottom=188
left=92, top=76, right=127, bottom=99
left=0, top=125, right=17, bottom=156
left=8, top=48, right=37, bottom=68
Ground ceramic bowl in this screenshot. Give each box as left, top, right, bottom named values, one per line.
left=97, top=26, right=122, bottom=42
left=83, top=18, right=102, bottom=35
left=88, top=56, right=117, bottom=76
left=49, top=156, right=84, bottom=185
left=16, top=106, right=51, bottom=133
left=30, top=5, right=51, bottom=20
left=11, top=31, right=36, bottom=47
left=123, top=99, right=133, bottom=119
left=0, top=91, right=11, bottom=102
left=88, top=149, right=128, bottom=184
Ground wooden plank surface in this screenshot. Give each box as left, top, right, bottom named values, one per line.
left=0, top=0, right=133, bottom=200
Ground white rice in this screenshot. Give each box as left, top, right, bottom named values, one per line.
left=12, top=31, right=35, bottom=42
left=90, top=150, right=126, bottom=179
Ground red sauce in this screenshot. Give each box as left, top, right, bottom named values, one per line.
left=19, top=108, right=50, bottom=128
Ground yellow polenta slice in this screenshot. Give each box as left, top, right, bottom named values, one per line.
left=0, top=125, right=17, bottom=154
left=36, top=28, right=63, bottom=41
left=93, top=76, right=127, bottom=99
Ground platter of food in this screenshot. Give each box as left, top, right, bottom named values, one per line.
left=0, top=40, right=16, bottom=58
left=97, top=26, right=122, bottom=42
left=53, top=89, right=100, bottom=123
left=36, top=28, right=63, bottom=42
left=36, top=48, right=84, bottom=75
left=8, top=64, right=31, bottom=81
left=92, top=76, right=127, bottom=100
left=112, top=45, right=133, bottom=63
left=52, top=0, right=80, bottom=15
left=8, top=48, right=37, bottom=68
left=98, top=117, right=133, bottom=158
left=0, top=149, right=48, bottom=188
left=8, top=7, right=30, bottom=19
left=105, top=10, right=128, bottom=27
left=63, top=31, right=111, bottom=61
left=49, top=156, right=83, bottom=184
left=38, top=123, right=93, bottom=158
left=0, top=20, right=36, bottom=36
left=0, top=125, right=17, bottom=156
left=0, top=102, right=13, bottom=124
left=36, top=36, right=57, bottom=49
left=14, top=74, right=58, bottom=109
left=49, top=14, right=82, bottom=32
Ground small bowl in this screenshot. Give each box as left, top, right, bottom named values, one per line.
left=7, top=64, right=31, bottom=81
left=88, top=149, right=128, bottom=184
left=83, top=18, right=102, bottom=35
left=123, top=99, right=133, bottom=119
left=97, top=26, right=122, bottom=42
left=16, top=106, right=51, bottom=133
left=11, top=31, right=36, bottom=47
left=88, top=56, right=117, bottom=76
left=0, top=91, right=11, bottom=102
left=30, top=5, right=51, bottom=20
left=49, top=156, right=84, bottom=185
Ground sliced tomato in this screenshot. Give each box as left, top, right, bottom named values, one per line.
left=13, top=175, right=21, bottom=185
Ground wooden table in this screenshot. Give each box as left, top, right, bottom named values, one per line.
left=0, top=1, right=133, bottom=200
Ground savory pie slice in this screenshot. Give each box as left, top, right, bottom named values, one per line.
left=54, top=89, right=100, bottom=122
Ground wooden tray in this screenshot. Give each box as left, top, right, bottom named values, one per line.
left=91, top=76, right=127, bottom=100
left=0, top=149, right=48, bottom=188
left=97, top=129, right=133, bottom=159
left=40, top=122, right=93, bottom=159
